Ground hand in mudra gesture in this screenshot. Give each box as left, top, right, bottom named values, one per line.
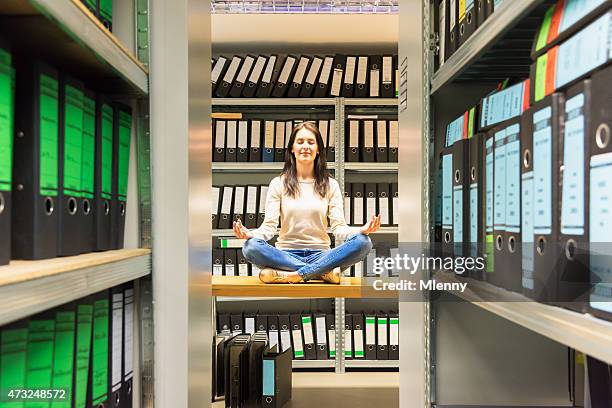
left=360, top=214, right=382, bottom=235
left=233, top=219, right=253, bottom=239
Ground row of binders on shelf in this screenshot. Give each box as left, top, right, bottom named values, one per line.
left=437, top=58, right=611, bottom=318
left=79, top=0, right=114, bottom=31
left=434, top=0, right=502, bottom=69
left=0, top=40, right=132, bottom=265
left=213, top=118, right=337, bottom=163
left=345, top=119, right=399, bottom=162
left=213, top=185, right=268, bottom=230
left=0, top=282, right=134, bottom=408
left=213, top=332, right=291, bottom=408
left=212, top=54, right=399, bottom=99
left=344, top=183, right=398, bottom=227
left=346, top=245, right=400, bottom=278
left=217, top=312, right=400, bottom=361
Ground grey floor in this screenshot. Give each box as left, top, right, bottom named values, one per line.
left=213, top=371, right=399, bottom=408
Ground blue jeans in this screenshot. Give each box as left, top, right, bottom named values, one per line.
left=242, top=234, right=373, bottom=281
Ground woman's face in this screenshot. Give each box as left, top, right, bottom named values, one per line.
left=292, top=128, right=319, bottom=164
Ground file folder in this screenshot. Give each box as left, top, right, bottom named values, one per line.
left=237, top=121, right=249, bottom=162
left=363, top=120, right=375, bottom=162
left=394, top=55, right=399, bottom=97
left=388, top=313, right=399, bottom=360
left=503, top=120, right=523, bottom=293
left=278, top=315, right=291, bottom=354
left=225, top=121, right=237, bottom=162
left=347, top=120, right=360, bottom=162
left=391, top=183, right=398, bottom=226
left=301, top=314, right=316, bottom=360
left=110, top=288, right=124, bottom=408
left=216, top=56, right=242, bottom=98
left=557, top=79, right=591, bottom=310
left=313, top=56, right=334, bottom=98
left=364, top=314, right=376, bottom=360
left=232, top=185, right=245, bottom=223
left=365, top=183, right=377, bottom=222
left=355, top=56, right=369, bottom=98
left=262, top=121, right=274, bottom=163
left=243, top=55, right=267, bottom=98
left=237, top=251, right=249, bottom=277
left=272, top=55, right=297, bottom=98
left=256, top=55, right=280, bottom=98
left=586, top=356, right=612, bottom=407
left=249, top=120, right=262, bottom=162
left=442, top=152, right=454, bottom=256
left=247, top=332, right=268, bottom=408
left=287, top=56, right=311, bottom=98
left=443, top=0, right=457, bottom=61
left=318, top=120, right=329, bottom=161
left=314, top=313, right=328, bottom=360
left=325, top=314, right=336, bottom=359
left=122, top=284, right=134, bottom=408
left=369, top=55, right=382, bottom=97
left=479, top=80, right=530, bottom=130
left=329, top=55, right=346, bottom=97
left=343, top=183, right=352, bottom=225
left=520, top=110, right=536, bottom=298
left=300, top=56, right=323, bottom=98
left=389, top=120, right=399, bottom=162
left=344, top=314, right=353, bottom=359
left=110, top=104, right=131, bottom=250
left=257, top=185, right=268, bottom=228
left=225, top=250, right=237, bottom=277
left=452, top=138, right=470, bottom=261
left=267, top=315, right=280, bottom=352
left=376, top=313, right=388, bottom=360
left=219, top=186, right=233, bottom=229
left=381, top=56, right=394, bottom=98
left=352, top=314, right=365, bottom=359
left=458, top=0, right=477, bottom=47
left=325, top=119, right=336, bottom=162
left=435, top=0, right=446, bottom=70
left=81, top=89, right=96, bottom=254
left=26, top=311, right=56, bottom=402
left=492, top=125, right=508, bottom=288
left=225, top=334, right=251, bottom=407
left=290, top=315, right=305, bottom=359
left=1, top=322, right=28, bottom=402
left=229, top=55, right=255, bottom=98
left=342, top=56, right=357, bottom=97
left=376, top=120, right=388, bottom=162
left=484, top=132, right=499, bottom=284
left=262, top=345, right=292, bottom=408
left=285, top=121, right=292, bottom=156
left=99, top=0, right=113, bottom=30
left=352, top=183, right=365, bottom=226
left=376, top=183, right=390, bottom=226
left=476, top=0, right=488, bottom=27
left=212, top=332, right=234, bottom=399
left=12, top=61, right=59, bottom=260
left=90, top=291, right=110, bottom=408
left=244, top=185, right=259, bottom=229
left=212, top=56, right=229, bottom=95
left=74, top=298, right=94, bottom=408
left=0, top=44, right=12, bottom=265
left=213, top=120, right=225, bottom=162
left=230, top=313, right=244, bottom=335
left=274, top=121, right=285, bottom=162
left=52, top=303, right=76, bottom=408
left=587, top=67, right=612, bottom=320
left=212, top=186, right=220, bottom=229
left=469, top=134, right=485, bottom=280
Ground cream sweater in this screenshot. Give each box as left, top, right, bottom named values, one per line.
left=251, top=176, right=360, bottom=250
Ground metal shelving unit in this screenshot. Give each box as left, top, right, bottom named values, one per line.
left=344, top=162, right=398, bottom=172
left=0, top=0, right=149, bottom=95
left=0, top=249, right=152, bottom=326
left=212, top=97, right=336, bottom=106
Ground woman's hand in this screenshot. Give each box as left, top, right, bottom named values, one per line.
left=360, top=214, right=382, bottom=235
left=233, top=219, right=253, bottom=239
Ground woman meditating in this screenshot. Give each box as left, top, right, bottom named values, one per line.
left=232, top=121, right=381, bottom=284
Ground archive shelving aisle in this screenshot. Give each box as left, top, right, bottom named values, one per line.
left=0, top=1, right=154, bottom=408
left=417, top=0, right=612, bottom=407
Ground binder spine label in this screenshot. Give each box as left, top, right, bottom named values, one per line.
left=439, top=1, right=446, bottom=64
left=40, top=74, right=59, bottom=197
left=261, top=56, right=277, bottom=83
left=590, top=152, right=612, bottom=243
left=319, top=57, right=333, bottom=84
left=536, top=6, right=555, bottom=52
left=556, top=12, right=612, bottom=89
left=494, top=128, right=507, bottom=231
left=533, top=107, right=553, bottom=235
left=223, top=57, right=241, bottom=83
left=248, top=56, right=266, bottom=83
left=450, top=0, right=457, bottom=29
left=64, top=85, right=84, bottom=197
left=344, top=329, right=351, bottom=356
left=111, top=294, right=123, bottom=392
left=293, top=57, right=309, bottom=83
left=353, top=330, right=364, bottom=357
left=74, top=304, right=93, bottom=408
left=382, top=57, right=393, bottom=83
left=100, top=105, right=113, bottom=200
left=506, top=125, right=521, bottom=233
left=315, top=317, right=326, bottom=344
left=236, top=56, right=254, bottom=83
left=453, top=185, right=463, bottom=243
left=278, top=57, right=296, bottom=84
left=522, top=171, right=535, bottom=289
left=389, top=318, right=399, bottom=346
left=328, top=330, right=336, bottom=356
left=485, top=137, right=494, bottom=233
left=357, top=57, right=368, bottom=84
left=560, top=0, right=606, bottom=32
left=345, top=57, right=356, bottom=84
left=442, top=154, right=453, bottom=228
left=331, top=69, right=343, bottom=96
left=211, top=57, right=227, bottom=84
left=561, top=93, right=586, bottom=235
left=305, top=57, right=322, bottom=85
left=92, top=299, right=109, bottom=405
left=52, top=310, right=76, bottom=405
left=262, top=360, right=275, bottom=396
left=118, top=111, right=132, bottom=201
left=0, top=62, right=13, bottom=191
left=470, top=183, right=478, bottom=243
left=82, top=96, right=95, bottom=199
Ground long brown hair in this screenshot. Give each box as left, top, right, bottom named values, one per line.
left=282, top=121, right=330, bottom=198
